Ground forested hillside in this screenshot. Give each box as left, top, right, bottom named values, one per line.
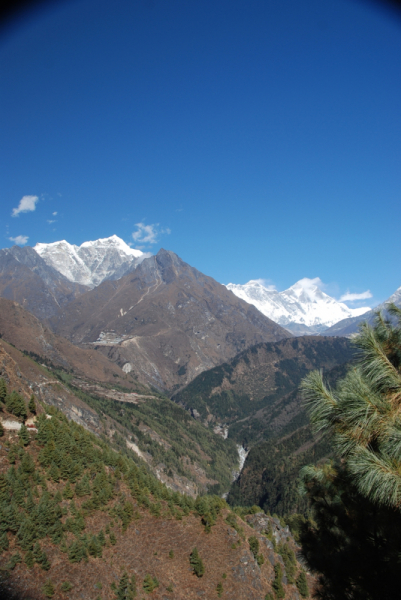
left=0, top=372, right=312, bottom=600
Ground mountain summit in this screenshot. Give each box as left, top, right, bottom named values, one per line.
left=34, top=235, right=146, bottom=288
left=226, top=278, right=370, bottom=334
left=51, top=249, right=290, bottom=391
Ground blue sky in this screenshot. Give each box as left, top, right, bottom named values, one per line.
left=1, top=0, right=400, bottom=308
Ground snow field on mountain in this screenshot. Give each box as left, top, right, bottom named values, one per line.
left=226, top=278, right=370, bottom=330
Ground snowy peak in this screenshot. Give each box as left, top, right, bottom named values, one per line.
left=226, top=278, right=371, bottom=333
left=34, top=236, right=146, bottom=288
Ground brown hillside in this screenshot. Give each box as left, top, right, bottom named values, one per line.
left=0, top=298, right=146, bottom=391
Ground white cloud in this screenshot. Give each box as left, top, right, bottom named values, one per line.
left=47, top=219, right=56, bottom=224
left=340, top=290, right=373, bottom=302
left=252, top=278, right=277, bottom=291
left=295, top=277, right=324, bottom=290
left=132, top=222, right=171, bottom=245
left=9, top=235, right=28, bottom=245
left=11, top=195, right=39, bottom=217
left=52, top=211, right=57, bottom=216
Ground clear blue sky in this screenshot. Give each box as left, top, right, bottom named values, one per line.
left=1, top=0, right=400, bottom=308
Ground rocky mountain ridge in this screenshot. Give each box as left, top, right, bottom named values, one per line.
left=226, top=278, right=370, bottom=335
left=34, top=235, right=147, bottom=288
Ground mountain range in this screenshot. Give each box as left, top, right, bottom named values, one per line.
left=0, top=235, right=396, bottom=599
left=226, top=278, right=371, bottom=335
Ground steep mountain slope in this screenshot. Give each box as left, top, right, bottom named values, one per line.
left=0, top=298, right=141, bottom=388
left=226, top=278, right=370, bottom=334
left=0, top=246, right=88, bottom=320
left=174, top=336, right=354, bottom=446
left=322, top=284, right=401, bottom=337
left=0, top=336, right=238, bottom=497
left=50, top=249, right=291, bottom=392
left=34, top=235, right=146, bottom=288
left=0, top=349, right=312, bottom=600
left=227, top=363, right=350, bottom=516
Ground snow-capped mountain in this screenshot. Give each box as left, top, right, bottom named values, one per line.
left=34, top=235, right=147, bottom=288
left=226, top=278, right=371, bottom=334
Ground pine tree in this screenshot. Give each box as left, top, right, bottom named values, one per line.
left=42, top=579, right=55, bottom=598
left=63, top=481, right=74, bottom=499
left=48, top=462, right=60, bottom=483
left=116, top=571, right=135, bottom=600
left=33, top=541, right=43, bottom=563
left=28, top=395, right=36, bottom=414
left=109, top=531, right=116, bottom=545
left=98, top=529, right=106, bottom=546
left=142, top=574, right=159, bottom=594
left=301, top=304, right=401, bottom=509
left=61, top=581, right=73, bottom=592
left=299, top=307, right=401, bottom=599
left=20, top=451, right=35, bottom=474
left=40, top=551, right=51, bottom=570
left=25, top=550, right=34, bottom=568
left=17, top=517, right=38, bottom=550
left=0, top=473, right=9, bottom=503
left=0, top=378, right=7, bottom=404
left=6, top=391, right=27, bottom=419
left=189, top=547, right=205, bottom=577
left=248, top=535, right=259, bottom=558
left=0, top=532, right=9, bottom=552
left=272, top=564, right=285, bottom=599
left=217, top=582, right=223, bottom=597
left=18, top=423, right=30, bottom=446
left=88, top=535, right=102, bottom=558
left=296, top=571, right=309, bottom=598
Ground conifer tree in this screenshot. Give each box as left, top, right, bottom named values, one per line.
left=18, top=423, right=30, bottom=446
left=0, top=473, right=9, bottom=503
left=20, top=451, right=35, bottom=474
left=142, top=574, right=159, bottom=594
left=6, top=391, right=27, bottom=419
left=0, top=531, right=9, bottom=552
left=189, top=547, right=205, bottom=577
left=0, top=378, right=7, bottom=404
left=88, top=535, right=102, bottom=558
left=17, top=517, right=38, bottom=550
left=299, top=306, right=401, bottom=600
left=296, top=571, right=309, bottom=598
left=272, top=564, right=285, bottom=599
left=63, top=481, right=74, bottom=499
left=109, top=531, right=116, bottom=545
left=61, top=581, right=73, bottom=592
left=42, top=579, right=55, bottom=598
left=115, top=571, right=136, bottom=600
left=25, top=549, right=34, bottom=568
left=40, top=551, right=51, bottom=570
left=28, top=395, right=36, bottom=414
left=98, top=529, right=106, bottom=546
